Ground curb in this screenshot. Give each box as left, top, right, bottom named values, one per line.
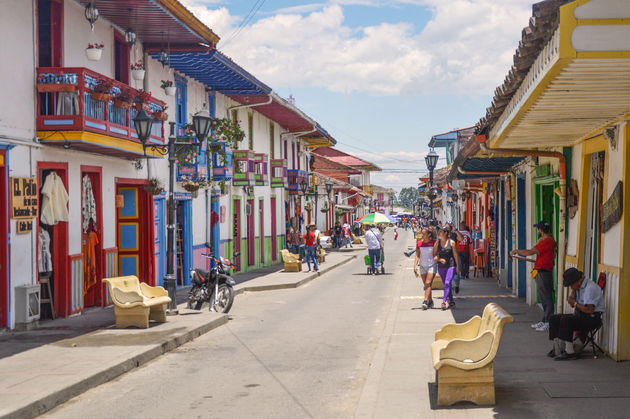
left=234, top=255, right=357, bottom=295
left=5, top=313, right=228, bottom=419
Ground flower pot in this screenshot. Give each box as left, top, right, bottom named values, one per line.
left=37, top=83, right=76, bottom=93
left=131, top=69, right=145, bottom=81
left=164, top=86, right=176, bottom=96
left=86, top=48, right=102, bottom=61
left=153, top=111, right=168, bottom=121
left=134, top=103, right=151, bottom=111
left=91, top=92, right=111, bottom=102
left=143, top=185, right=164, bottom=195
left=114, top=99, right=132, bottom=109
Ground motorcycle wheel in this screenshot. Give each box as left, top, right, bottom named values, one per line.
left=211, top=284, right=234, bottom=313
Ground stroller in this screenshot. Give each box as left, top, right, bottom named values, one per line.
left=364, top=250, right=385, bottom=275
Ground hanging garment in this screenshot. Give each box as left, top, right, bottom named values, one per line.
left=38, top=229, right=53, bottom=273
left=83, top=231, right=99, bottom=293
left=40, top=172, right=69, bottom=225
left=82, top=175, right=97, bottom=233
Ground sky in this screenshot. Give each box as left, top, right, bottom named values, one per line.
left=181, top=0, right=534, bottom=191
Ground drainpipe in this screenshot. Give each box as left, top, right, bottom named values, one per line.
left=228, top=94, right=273, bottom=116
left=478, top=135, right=567, bottom=313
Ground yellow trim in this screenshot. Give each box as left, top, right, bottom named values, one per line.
left=118, top=188, right=139, bottom=219
left=577, top=19, right=630, bottom=26
left=566, top=255, right=578, bottom=265
left=558, top=0, right=580, bottom=59
left=619, top=123, right=630, bottom=360
left=577, top=51, right=630, bottom=59
left=155, top=0, right=220, bottom=46
left=597, top=263, right=620, bottom=277
left=37, top=130, right=164, bottom=158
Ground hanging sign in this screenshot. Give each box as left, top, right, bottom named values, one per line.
left=16, top=219, right=33, bottom=234
left=10, top=177, right=38, bottom=219
left=601, top=181, right=622, bottom=233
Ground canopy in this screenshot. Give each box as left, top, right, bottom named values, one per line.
left=355, top=212, right=395, bottom=225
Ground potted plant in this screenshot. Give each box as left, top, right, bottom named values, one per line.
left=85, top=42, right=104, bottom=61
left=91, top=78, right=114, bottom=102
left=114, top=87, right=133, bottom=109
left=161, top=80, right=176, bottom=96
left=144, top=178, right=164, bottom=195
left=179, top=174, right=208, bottom=198
left=37, top=73, right=76, bottom=93
left=131, top=60, right=145, bottom=81
left=153, top=105, right=168, bottom=121
left=207, top=117, right=246, bottom=168
left=134, top=90, right=152, bottom=111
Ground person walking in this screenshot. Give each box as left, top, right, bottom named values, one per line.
left=414, top=227, right=437, bottom=310
left=287, top=226, right=301, bottom=256
left=434, top=227, right=460, bottom=310
left=365, top=224, right=383, bottom=275
left=393, top=224, right=398, bottom=240
left=455, top=222, right=472, bottom=292
left=334, top=222, right=342, bottom=248
left=342, top=223, right=353, bottom=248
left=303, top=223, right=319, bottom=273
left=510, top=220, right=557, bottom=332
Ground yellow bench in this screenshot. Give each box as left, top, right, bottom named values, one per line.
left=103, top=276, right=171, bottom=329
left=281, top=249, right=302, bottom=272
left=316, top=248, right=326, bottom=263
left=431, top=303, right=513, bottom=406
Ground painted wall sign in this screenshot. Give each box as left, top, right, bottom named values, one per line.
left=10, top=177, right=38, bottom=219
left=601, top=181, right=623, bottom=233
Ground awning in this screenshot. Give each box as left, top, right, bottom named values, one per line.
left=335, top=204, right=355, bottom=211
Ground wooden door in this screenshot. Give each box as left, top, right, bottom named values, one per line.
left=116, top=185, right=152, bottom=283
left=259, top=198, right=264, bottom=265
left=81, top=168, right=103, bottom=307
left=0, top=152, right=7, bottom=328
left=247, top=199, right=255, bottom=266
left=233, top=199, right=241, bottom=272
left=271, top=197, right=277, bottom=262
left=153, top=197, right=166, bottom=286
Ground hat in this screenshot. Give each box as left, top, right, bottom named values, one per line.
left=533, top=220, right=551, bottom=233
left=563, top=267, right=583, bottom=287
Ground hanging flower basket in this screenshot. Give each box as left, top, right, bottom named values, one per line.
left=153, top=110, right=168, bottom=121
left=181, top=182, right=201, bottom=192
left=91, top=92, right=111, bottom=102
left=114, top=99, right=132, bottom=109
left=37, top=83, right=76, bottom=93
left=144, top=178, right=164, bottom=195
left=164, top=86, right=176, bottom=96
left=134, top=102, right=150, bottom=111
left=131, top=69, right=145, bottom=81
left=86, top=48, right=102, bottom=61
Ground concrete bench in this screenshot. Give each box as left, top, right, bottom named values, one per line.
left=103, top=276, right=171, bottom=329
left=281, top=249, right=302, bottom=272
left=431, top=302, right=513, bottom=406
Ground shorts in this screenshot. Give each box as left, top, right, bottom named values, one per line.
left=418, top=264, right=436, bottom=275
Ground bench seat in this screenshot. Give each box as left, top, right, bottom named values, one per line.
left=103, top=276, right=171, bottom=329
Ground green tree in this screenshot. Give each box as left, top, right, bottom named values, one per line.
left=397, top=187, right=417, bottom=210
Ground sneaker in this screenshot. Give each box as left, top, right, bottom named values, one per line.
left=535, top=322, right=549, bottom=332
left=422, top=300, right=429, bottom=310
left=547, top=348, right=556, bottom=358
left=554, top=350, right=579, bottom=361
left=427, top=300, right=434, bottom=309
left=454, top=286, right=460, bottom=294
left=448, top=300, right=456, bottom=308
left=441, top=302, right=447, bottom=310
left=531, top=321, right=544, bottom=329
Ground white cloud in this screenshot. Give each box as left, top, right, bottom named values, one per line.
left=182, top=0, right=533, bottom=96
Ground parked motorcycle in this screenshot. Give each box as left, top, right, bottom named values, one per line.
left=187, top=250, right=238, bottom=313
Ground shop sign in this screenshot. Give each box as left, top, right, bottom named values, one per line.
left=601, top=181, right=622, bottom=233
left=11, top=177, right=38, bottom=219
left=16, top=219, right=33, bottom=234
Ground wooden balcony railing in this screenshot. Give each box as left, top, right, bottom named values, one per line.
left=36, top=67, right=166, bottom=149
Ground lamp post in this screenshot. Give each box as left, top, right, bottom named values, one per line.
left=425, top=148, right=439, bottom=221
left=134, top=108, right=211, bottom=315
left=325, top=182, right=334, bottom=228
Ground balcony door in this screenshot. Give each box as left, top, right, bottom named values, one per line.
left=37, top=0, right=63, bottom=67
left=114, top=32, right=130, bottom=85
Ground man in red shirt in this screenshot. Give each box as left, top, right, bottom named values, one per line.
left=303, top=224, right=320, bottom=273
left=510, top=221, right=557, bottom=332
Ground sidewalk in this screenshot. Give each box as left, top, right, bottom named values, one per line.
left=0, top=251, right=356, bottom=419
left=357, top=273, right=630, bottom=418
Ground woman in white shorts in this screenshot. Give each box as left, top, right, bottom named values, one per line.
left=414, top=227, right=437, bottom=310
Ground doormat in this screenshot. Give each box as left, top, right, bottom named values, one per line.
left=542, top=382, right=630, bottom=398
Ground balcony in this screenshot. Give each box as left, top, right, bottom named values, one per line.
left=36, top=67, right=166, bottom=158
left=232, top=150, right=255, bottom=186
left=286, top=169, right=308, bottom=194
left=254, top=153, right=268, bottom=186
left=270, top=159, right=287, bottom=188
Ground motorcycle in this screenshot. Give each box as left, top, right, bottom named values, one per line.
left=187, top=249, right=239, bottom=313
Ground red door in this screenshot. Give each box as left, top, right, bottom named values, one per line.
left=247, top=199, right=255, bottom=266
left=81, top=167, right=103, bottom=307
left=0, top=152, right=7, bottom=328
left=259, top=199, right=264, bottom=265
left=233, top=199, right=241, bottom=272
left=271, top=197, right=277, bottom=262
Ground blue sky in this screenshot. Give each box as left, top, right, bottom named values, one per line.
left=184, top=0, right=534, bottom=190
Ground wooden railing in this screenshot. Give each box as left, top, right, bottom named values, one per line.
left=37, top=67, right=166, bottom=145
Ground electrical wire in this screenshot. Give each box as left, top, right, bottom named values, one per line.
left=219, top=0, right=267, bottom=50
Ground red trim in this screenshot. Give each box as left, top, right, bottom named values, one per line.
left=114, top=177, right=148, bottom=185
left=271, top=197, right=277, bottom=262
left=37, top=161, right=70, bottom=318
left=233, top=198, right=241, bottom=272
left=113, top=31, right=130, bottom=85
left=0, top=151, right=8, bottom=328
left=259, top=199, right=264, bottom=264
left=81, top=165, right=104, bottom=307
left=247, top=199, right=255, bottom=266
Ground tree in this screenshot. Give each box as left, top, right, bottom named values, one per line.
left=397, top=187, right=417, bottom=210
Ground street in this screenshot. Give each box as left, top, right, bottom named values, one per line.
left=43, top=230, right=410, bottom=418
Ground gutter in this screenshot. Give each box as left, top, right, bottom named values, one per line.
left=457, top=167, right=508, bottom=176
left=478, top=134, right=567, bottom=313
left=228, top=94, right=273, bottom=114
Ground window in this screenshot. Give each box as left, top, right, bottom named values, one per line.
left=248, top=113, right=254, bottom=150
left=297, top=144, right=301, bottom=170
left=269, top=122, right=275, bottom=158
left=37, top=0, right=63, bottom=67
left=284, top=140, right=288, bottom=161
left=208, top=93, right=216, bottom=118
left=114, top=32, right=129, bottom=85
left=175, top=78, right=187, bottom=136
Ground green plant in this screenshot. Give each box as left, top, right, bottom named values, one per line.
left=160, top=80, right=173, bottom=89
left=93, top=78, right=114, bottom=94
left=144, top=177, right=164, bottom=195
left=115, top=87, right=134, bottom=103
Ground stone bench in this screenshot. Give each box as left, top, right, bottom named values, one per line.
left=103, top=276, right=171, bottom=329
left=431, top=302, right=513, bottom=406
left=280, top=249, right=302, bottom=272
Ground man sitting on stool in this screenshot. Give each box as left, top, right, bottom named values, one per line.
left=548, top=267, right=605, bottom=360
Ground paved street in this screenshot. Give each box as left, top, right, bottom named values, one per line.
left=41, top=230, right=630, bottom=418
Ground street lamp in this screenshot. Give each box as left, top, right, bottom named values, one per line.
left=325, top=181, right=333, bottom=196
left=134, top=108, right=211, bottom=315
left=300, top=178, right=308, bottom=195
left=425, top=148, right=439, bottom=220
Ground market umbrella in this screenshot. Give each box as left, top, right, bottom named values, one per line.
left=355, top=212, right=395, bottom=224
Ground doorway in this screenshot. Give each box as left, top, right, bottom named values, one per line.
left=259, top=198, right=264, bottom=265
left=247, top=198, right=255, bottom=266
left=233, top=198, right=242, bottom=272
left=271, top=197, right=277, bottom=262
left=175, top=199, right=192, bottom=286
left=584, top=152, right=605, bottom=282
left=516, top=175, right=527, bottom=297
left=153, top=197, right=166, bottom=286
left=37, top=162, right=69, bottom=319
left=81, top=167, right=103, bottom=307
left=534, top=177, right=560, bottom=304
left=0, top=151, right=8, bottom=328
left=116, top=181, right=153, bottom=284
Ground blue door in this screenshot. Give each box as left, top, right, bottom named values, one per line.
left=175, top=78, right=187, bottom=136
left=517, top=175, right=527, bottom=296
left=211, top=193, right=220, bottom=256
left=506, top=199, right=513, bottom=288
left=153, top=197, right=166, bottom=286
left=175, top=198, right=193, bottom=285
